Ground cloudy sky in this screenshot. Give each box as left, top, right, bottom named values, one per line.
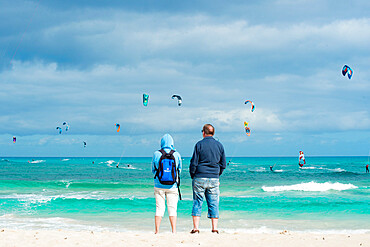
left=1, top=0, right=369, bottom=157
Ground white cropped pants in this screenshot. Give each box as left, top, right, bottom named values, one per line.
left=154, top=187, right=179, bottom=217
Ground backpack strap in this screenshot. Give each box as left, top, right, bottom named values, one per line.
left=166, top=150, right=182, bottom=200
left=168, top=149, right=175, bottom=157
left=154, top=149, right=166, bottom=179
left=177, top=165, right=182, bottom=200
left=159, top=149, right=175, bottom=161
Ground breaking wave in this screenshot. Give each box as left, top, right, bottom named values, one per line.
left=29, top=160, right=45, bottom=164
left=262, top=181, right=358, bottom=192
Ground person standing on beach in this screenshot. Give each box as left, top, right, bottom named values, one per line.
left=152, top=134, right=182, bottom=234
left=189, top=124, right=226, bottom=234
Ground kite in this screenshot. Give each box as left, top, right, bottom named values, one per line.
left=56, top=127, right=62, bottom=134
left=63, top=122, right=69, bottom=131
left=116, top=123, right=120, bottom=132
left=245, top=100, right=255, bottom=112
left=342, top=65, right=353, bottom=79
left=143, top=93, right=149, bottom=106
left=172, top=95, right=182, bottom=106
left=83, top=141, right=87, bottom=148
left=244, top=121, right=251, bottom=136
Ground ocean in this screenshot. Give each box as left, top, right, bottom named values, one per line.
left=0, top=157, right=369, bottom=233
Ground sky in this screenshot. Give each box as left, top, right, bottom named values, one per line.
left=0, top=0, right=369, bottom=157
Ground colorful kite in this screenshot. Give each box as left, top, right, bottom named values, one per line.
left=342, top=65, right=353, bottom=79
left=244, top=121, right=251, bottom=136
left=245, top=100, right=255, bottom=112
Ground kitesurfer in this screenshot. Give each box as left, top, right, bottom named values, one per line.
left=366, top=164, right=369, bottom=173
left=270, top=165, right=274, bottom=171
left=299, top=151, right=306, bottom=168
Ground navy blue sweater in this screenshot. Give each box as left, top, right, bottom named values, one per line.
left=189, top=136, right=226, bottom=179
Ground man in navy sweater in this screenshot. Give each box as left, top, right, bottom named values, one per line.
left=189, top=124, right=226, bottom=234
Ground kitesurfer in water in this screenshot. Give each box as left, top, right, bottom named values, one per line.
left=299, top=151, right=306, bottom=168
left=366, top=164, right=369, bottom=173
left=270, top=165, right=274, bottom=171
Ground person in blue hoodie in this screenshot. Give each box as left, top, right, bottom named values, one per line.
left=152, top=134, right=182, bottom=234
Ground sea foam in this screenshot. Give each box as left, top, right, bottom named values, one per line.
left=0, top=192, right=150, bottom=202
left=250, top=167, right=266, bottom=172
left=105, top=160, right=116, bottom=167
left=30, top=160, right=45, bottom=164
left=262, top=181, right=358, bottom=192
left=272, top=169, right=283, bottom=173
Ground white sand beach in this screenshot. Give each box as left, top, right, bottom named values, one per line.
left=0, top=229, right=369, bottom=247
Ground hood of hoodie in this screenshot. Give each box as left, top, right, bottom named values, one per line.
left=161, top=134, right=174, bottom=150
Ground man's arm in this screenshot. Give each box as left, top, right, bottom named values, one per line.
left=189, top=144, right=198, bottom=179
left=219, top=145, right=227, bottom=176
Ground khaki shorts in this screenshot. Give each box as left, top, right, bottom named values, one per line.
left=154, top=187, right=179, bottom=217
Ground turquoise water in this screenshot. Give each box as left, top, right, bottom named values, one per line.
left=0, top=157, right=369, bottom=233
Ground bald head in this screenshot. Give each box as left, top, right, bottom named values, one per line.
left=202, top=124, right=215, bottom=136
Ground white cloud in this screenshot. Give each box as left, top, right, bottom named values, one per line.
left=65, top=18, right=365, bottom=59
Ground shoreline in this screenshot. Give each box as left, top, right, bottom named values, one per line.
left=2, top=215, right=369, bottom=235
left=1, top=229, right=369, bottom=247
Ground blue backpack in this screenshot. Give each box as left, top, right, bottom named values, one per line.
left=155, top=149, right=177, bottom=185
left=154, top=149, right=182, bottom=200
